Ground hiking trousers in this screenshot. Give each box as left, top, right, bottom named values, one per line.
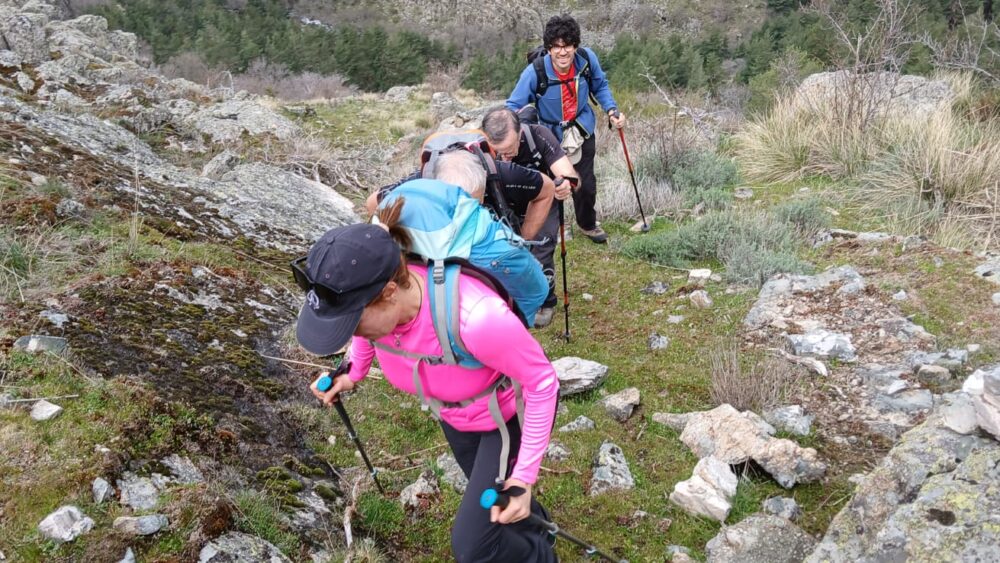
left=442, top=418, right=556, bottom=563
left=527, top=205, right=560, bottom=308
left=570, top=135, right=598, bottom=231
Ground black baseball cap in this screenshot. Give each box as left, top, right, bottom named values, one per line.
left=294, top=223, right=401, bottom=356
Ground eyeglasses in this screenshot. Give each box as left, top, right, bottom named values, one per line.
left=549, top=43, right=576, bottom=53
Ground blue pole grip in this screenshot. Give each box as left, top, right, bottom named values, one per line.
left=316, top=375, right=333, bottom=392
left=479, top=488, right=500, bottom=510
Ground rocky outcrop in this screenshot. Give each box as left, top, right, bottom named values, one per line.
left=796, top=71, right=954, bottom=119
left=707, top=514, right=817, bottom=563
left=806, top=394, right=998, bottom=562
left=199, top=532, right=291, bottom=563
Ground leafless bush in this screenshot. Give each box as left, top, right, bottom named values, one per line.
left=424, top=62, right=466, bottom=96
left=804, top=0, right=918, bottom=132
left=918, top=8, right=1000, bottom=86
left=242, top=132, right=387, bottom=195
left=710, top=341, right=802, bottom=413
left=158, top=56, right=356, bottom=102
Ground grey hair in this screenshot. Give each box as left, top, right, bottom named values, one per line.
left=482, top=106, right=520, bottom=144
left=428, top=150, right=487, bottom=201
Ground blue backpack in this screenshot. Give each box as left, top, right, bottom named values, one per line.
left=378, top=179, right=548, bottom=360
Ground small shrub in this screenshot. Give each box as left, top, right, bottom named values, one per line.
left=233, top=491, right=300, bottom=556
left=671, top=151, right=740, bottom=210
left=622, top=209, right=813, bottom=284
left=710, top=342, right=801, bottom=412
left=357, top=492, right=404, bottom=537
left=772, top=197, right=830, bottom=235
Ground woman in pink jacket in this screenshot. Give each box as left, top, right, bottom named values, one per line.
left=294, top=198, right=559, bottom=562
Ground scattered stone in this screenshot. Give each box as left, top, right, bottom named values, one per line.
left=559, top=415, right=595, bottom=433
left=436, top=453, right=468, bottom=494
left=993, top=292, right=1000, bottom=306
left=762, top=496, right=803, bottom=521
left=667, top=545, right=693, bottom=562
left=581, top=293, right=594, bottom=301
left=973, top=256, right=1000, bottom=284
left=545, top=441, right=571, bottom=462
left=601, top=387, right=641, bottom=422
left=734, top=187, right=754, bottom=200
left=556, top=402, right=569, bottom=416
left=118, top=548, right=136, bottom=563
left=161, top=454, right=204, bottom=484
left=13, top=335, right=68, bottom=355
left=939, top=393, right=978, bottom=435
left=400, top=470, right=439, bottom=510
left=786, top=329, right=856, bottom=361
left=680, top=404, right=825, bottom=488
left=901, top=235, right=924, bottom=251
left=967, top=343, right=981, bottom=354
left=201, top=149, right=240, bottom=180
left=667, top=315, right=685, bottom=324
left=0, top=393, right=14, bottom=408
left=669, top=456, right=737, bottom=521
left=92, top=477, right=112, bottom=504
left=688, top=269, right=712, bottom=286
left=652, top=412, right=692, bottom=432
left=113, top=514, right=168, bottom=536
left=641, top=281, right=669, bottom=295
left=648, top=332, right=669, bottom=350
left=762, top=405, right=813, bottom=437
left=39, top=310, right=69, bottom=328
left=916, top=364, right=952, bottom=387
left=199, top=532, right=291, bottom=562
left=552, top=357, right=609, bottom=396
left=30, top=399, right=63, bottom=421
left=873, top=388, right=933, bottom=415
left=878, top=317, right=934, bottom=343
left=118, top=472, right=161, bottom=511
left=892, top=290, right=907, bottom=301
left=38, top=506, right=94, bottom=543
left=707, top=514, right=817, bottom=563
left=590, top=442, right=635, bottom=496
left=973, top=369, right=1000, bottom=439
left=689, top=290, right=713, bottom=309
left=857, top=231, right=893, bottom=243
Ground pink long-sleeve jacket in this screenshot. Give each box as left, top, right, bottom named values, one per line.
left=347, top=265, right=559, bottom=484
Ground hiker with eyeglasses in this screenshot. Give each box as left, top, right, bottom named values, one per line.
left=507, top=14, right=626, bottom=245
left=293, top=205, right=559, bottom=562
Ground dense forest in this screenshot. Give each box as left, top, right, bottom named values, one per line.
left=91, top=0, right=999, bottom=95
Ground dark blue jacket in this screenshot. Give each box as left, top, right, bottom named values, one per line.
left=505, top=47, right=618, bottom=142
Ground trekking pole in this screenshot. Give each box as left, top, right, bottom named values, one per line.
left=480, top=488, right=628, bottom=563
left=609, top=109, right=650, bottom=233
left=555, top=178, right=573, bottom=342
left=316, top=366, right=386, bottom=495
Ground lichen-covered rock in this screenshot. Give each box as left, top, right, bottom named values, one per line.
left=436, top=452, right=468, bottom=493
left=545, top=441, right=570, bottom=462
left=161, top=454, right=204, bottom=484
left=400, top=470, right=439, bottom=510
left=0, top=9, right=49, bottom=64
left=974, top=256, right=1000, bottom=285
left=786, top=329, right=856, bottom=361
left=763, top=496, right=802, bottom=521
left=796, top=71, right=953, bottom=119
left=590, top=442, right=634, bottom=496
left=558, top=415, right=595, bottom=433
left=552, top=357, right=609, bottom=396
left=185, top=99, right=301, bottom=143
left=689, top=290, right=713, bottom=309
left=199, top=531, right=291, bottom=562
left=201, top=150, right=241, bottom=180
left=117, top=472, right=162, bottom=511
left=753, top=437, right=827, bottom=488
left=707, top=514, right=816, bottom=563
left=113, top=514, right=168, bottom=536
left=806, top=410, right=993, bottom=562
left=762, top=405, right=813, bottom=436
left=744, top=266, right=865, bottom=329
left=92, top=477, right=112, bottom=504
left=600, top=387, right=640, bottom=422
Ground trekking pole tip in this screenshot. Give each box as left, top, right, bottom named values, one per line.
left=641, top=223, right=650, bottom=233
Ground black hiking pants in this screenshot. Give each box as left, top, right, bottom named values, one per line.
left=442, top=418, right=556, bottom=563
left=526, top=205, right=560, bottom=308
left=570, top=135, right=598, bottom=231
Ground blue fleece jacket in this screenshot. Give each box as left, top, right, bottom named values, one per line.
left=505, top=47, right=618, bottom=142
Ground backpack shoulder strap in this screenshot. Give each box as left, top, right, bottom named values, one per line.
left=532, top=55, right=549, bottom=98
left=521, top=127, right=544, bottom=171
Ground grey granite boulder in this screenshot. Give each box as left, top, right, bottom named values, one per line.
left=590, top=442, right=634, bottom=496
left=600, top=387, right=641, bottom=422
left=558, top=415, right=595, bottom=433
left=762, top=496, right=802, bottom=521
left=113, top=514, right=168, bottom=536
left=117, top=472, right=161, bottom=511
left=38, top=506, right=94, bottom=543
left=552, top=357, right=609, bottom=396
left=199, top=531, right=291, bottom=562
left=707, top=514, right=816, bottom=563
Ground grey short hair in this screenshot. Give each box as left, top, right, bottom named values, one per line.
left=427, top=150, right=487, bottom=201
left=482, top=106, right=520, bottom=144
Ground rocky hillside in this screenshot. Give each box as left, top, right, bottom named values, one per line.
left=2, top=1, right=1000, bottom=562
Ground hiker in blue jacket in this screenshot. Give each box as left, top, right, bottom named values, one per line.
left=506, top=14, right=626, bottom=244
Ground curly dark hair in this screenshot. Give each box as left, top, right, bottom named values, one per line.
left=543, top=14, right=581, bottom=50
